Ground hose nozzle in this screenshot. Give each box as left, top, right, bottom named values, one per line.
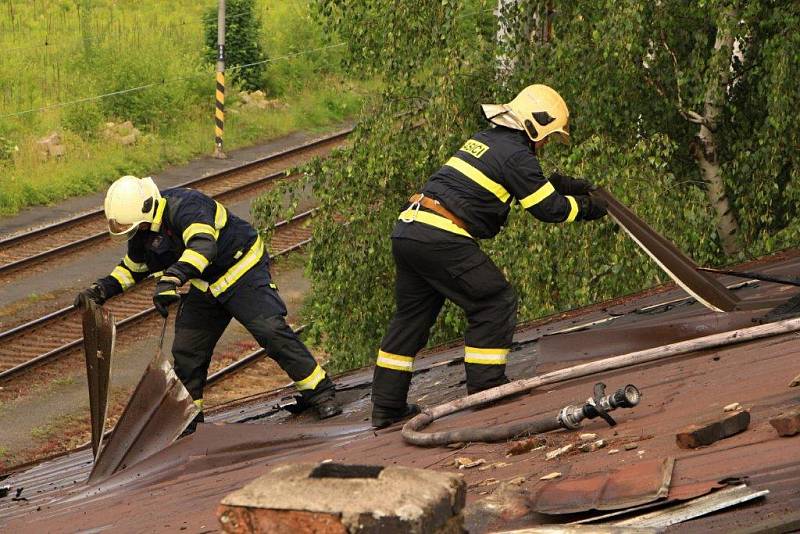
left=610, top=384, right=641, bottom=408
left=557, top=383, right=641, bottom=430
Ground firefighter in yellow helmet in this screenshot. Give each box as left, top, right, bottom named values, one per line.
left=76, top=176, right=341, bottom=433
left=371, top=84, right=608, bottom=428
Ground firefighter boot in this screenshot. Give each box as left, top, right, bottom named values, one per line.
left=371, top=403, right=421, bottom=429
left=316, top=398, right=342, bottom=420
left=178, top=411, right=204, bottom=439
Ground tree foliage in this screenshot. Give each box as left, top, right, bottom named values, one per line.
left=203, top=0, right=267, bottom=91
left=253, top=0, right=800, bottom=371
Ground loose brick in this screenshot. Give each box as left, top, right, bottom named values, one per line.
left=676, top=410, right=750, bottom=449
left=769, top=407, right=800, bottom=437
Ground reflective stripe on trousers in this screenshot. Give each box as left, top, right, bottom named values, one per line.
left=464, top=346, right=509, bottom=365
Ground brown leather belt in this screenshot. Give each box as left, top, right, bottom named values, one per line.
left=408, top=193, right=468, bottom=231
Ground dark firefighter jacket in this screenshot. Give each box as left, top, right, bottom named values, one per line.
left=97, top=188, right=263, bottom=299
left=393, top=126, right=588, bottom=242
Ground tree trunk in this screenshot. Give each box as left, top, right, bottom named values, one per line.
left=693, top=12, right=741, bottom=257
left=495, top=0, right=551, bottom=79
left=495, top=0, right=519, bottom=78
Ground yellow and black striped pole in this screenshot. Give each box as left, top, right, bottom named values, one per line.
left=215, top=70, right=225, bottom=156
left=213, top=0, right=227, bottom=159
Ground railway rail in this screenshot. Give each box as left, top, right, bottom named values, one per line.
left=0, top=128, right=350, bottom=278
left=0, top=210, right=315, bottom=382
left=0, top=129, right=352, bottom=382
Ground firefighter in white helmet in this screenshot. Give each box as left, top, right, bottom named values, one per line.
left=76, top=176, right=341, bottom=432
left=371, top=84, right=608, bottom=428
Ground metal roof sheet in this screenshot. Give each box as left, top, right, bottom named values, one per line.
left=2, top=253, right=799, bottom=532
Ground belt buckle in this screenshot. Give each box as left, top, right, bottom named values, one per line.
left=400, top=194, right=424, bottom=223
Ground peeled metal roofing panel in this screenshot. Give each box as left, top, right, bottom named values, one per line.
left=81, top=302, right=115, bottom=461
left=596, top=189, right=739, bottom=312
left=88, top=349, right=198, bottom=484
left=530, top=457, right=675, bottom=515
left=598, top=189, right=787, bottom=313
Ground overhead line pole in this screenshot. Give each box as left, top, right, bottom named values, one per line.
left=214, top=0, right=227, bottom=159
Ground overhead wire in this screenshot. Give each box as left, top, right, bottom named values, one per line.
left=0, top=42, right=346, bottom=120
left=0, top=4, right=491, bottom=120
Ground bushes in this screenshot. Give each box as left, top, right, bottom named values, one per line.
left=87, top=49, right=207, bottom=132
left=61, top=102, right=104, bottom=139
left=203, top=0, right=267, bottom=91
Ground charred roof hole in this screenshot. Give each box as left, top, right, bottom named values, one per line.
left=309, top=463, right=384, bottom=479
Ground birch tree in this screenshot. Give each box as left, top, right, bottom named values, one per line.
left=253, top=0, right=800, bottom=370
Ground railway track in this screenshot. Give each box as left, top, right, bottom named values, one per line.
left=0, top=210, right=315, bottom=382
left=0, top=128, right=350, bottom=278
left=0, top=129, right=352, bottom=382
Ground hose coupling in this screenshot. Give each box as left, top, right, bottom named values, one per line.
left=557, top=383, right=641, bottom=430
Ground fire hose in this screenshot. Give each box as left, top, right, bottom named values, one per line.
left=402, top=316, right=800, bottom=447
left=405, top=382, right=639, bottom=445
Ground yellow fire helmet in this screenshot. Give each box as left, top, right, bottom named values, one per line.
left=103, top=175, right=162, bottom=241
left=481, top=84, right=570, bottom=144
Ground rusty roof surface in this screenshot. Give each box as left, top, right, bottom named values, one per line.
left=2, top=253, right=800, bottom=532
left=529, top=457, right=675, bottom=514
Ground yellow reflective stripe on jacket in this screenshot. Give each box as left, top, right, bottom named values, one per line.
left=183, top=223, right=218, bottom=243
left=110, top=265, right=135, bottom=290
left=190, top=279, right=209, bottom=291
left=398, top=209, right=473, bottom=238
left=214, top=201, right=228, bottom=230
left=209, top=236, right=264, bottom=297
left=464, top=346, right=509, bottom=365
left=150, top=198, right=167, bottom=232
left=376, top=350, right=414, bottom=372
left=565, top=195, right=579, bottom=223
left=179, top=249, right=210, bottom=272
left=193, top=399, right=204, bottom=411
left=123, top=255, right=148, bottom=273
left=519, top=182, right=556, bottom=209
left=445, top=157, right=511, bottom=203
left=295, top=364, right=326, bottom=391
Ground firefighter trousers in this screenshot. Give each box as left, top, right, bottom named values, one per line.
left=172, top=259, right=334, bottom=409
left=372, top=237, right=517, bottom=411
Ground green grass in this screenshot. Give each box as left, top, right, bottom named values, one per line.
left=53, top=376, right=75, bottom=387
left=30, top=425, right=51, bottom=440
left=0, top=0, right=372, bottom=215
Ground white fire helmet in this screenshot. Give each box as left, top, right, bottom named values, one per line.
left=103, top=175, right=161, bottom=241
left=481, top=84, right=570, bottom=144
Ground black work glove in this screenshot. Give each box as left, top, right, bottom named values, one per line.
left=576, top=194, right=608, bottom=221
left=153, top=275, right=182, bottom=317
left=74, top=284, right=106, bottom=309
left=549, top=172, right=596, bottom=196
